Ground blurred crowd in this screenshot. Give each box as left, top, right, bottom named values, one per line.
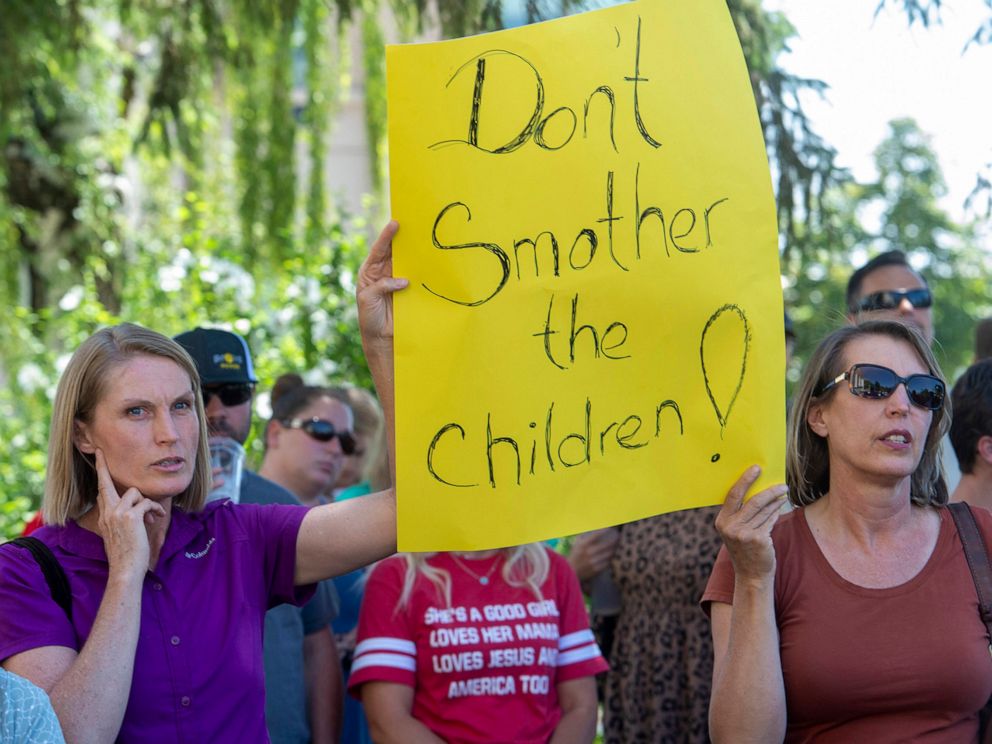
left=2, top=229, right=992, bottom=743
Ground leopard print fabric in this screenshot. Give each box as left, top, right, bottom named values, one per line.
left=601, top=506, right=723, bottom=744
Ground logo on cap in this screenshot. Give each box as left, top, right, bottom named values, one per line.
left=214, top=353, right=244, bottom=371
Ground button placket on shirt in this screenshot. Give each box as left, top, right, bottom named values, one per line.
left=147, top=572, right=195, bottom=719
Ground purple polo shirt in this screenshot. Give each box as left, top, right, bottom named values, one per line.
left=0, top=499, right=315, bottom=743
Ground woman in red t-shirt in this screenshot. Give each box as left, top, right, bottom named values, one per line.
left=349, top=544, right=607, bottom=743
left=704, top=320, right=991, bottom=743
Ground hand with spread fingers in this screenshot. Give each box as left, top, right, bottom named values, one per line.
left=568, top=527, right=620, bottom=584
left=95, top=449, right=167, bottom=579
left=713, top=466, right=788, bottom=585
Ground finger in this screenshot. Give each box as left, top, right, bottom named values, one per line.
left=94, top=449, right=121, bottom=506
left=589, top=527, right=615, bottom=544
left=590, top=543, right=617, bottom=562
left=743, top=486, right=789, bottom=528
left=368, top=275, right=410, bottom=296
left=751, top=500, right=786, bottom=532
left=135, top=499, right=167, bottom=521
left=738, top=484, right=789, bottom=523
left=722, top=465, right=761, bottom=514
left=117, top=487, right=144, bottom=509
left=371, top=220, right=399, bottom=261
left=360, top=221, right=399, bottom=282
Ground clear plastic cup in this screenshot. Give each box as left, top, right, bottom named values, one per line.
left=208, top=437, right=245, bottom=504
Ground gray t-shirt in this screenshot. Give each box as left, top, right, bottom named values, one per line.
left=240, top=469, right=339, bottom=744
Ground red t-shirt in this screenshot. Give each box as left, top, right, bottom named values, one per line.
left=349, top=549, right=607, bottom=743
left=703, top=506, right=992, bottom=743
left=21, top=512, right=44, bottom=536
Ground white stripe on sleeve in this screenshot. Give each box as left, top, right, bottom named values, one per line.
left=556, top=643, right=602, bottom=667
left=354, top=637, right=417, bottom=658
left=351, top=652, right=417, bottom=675
left=558, top=629, right=595, bottom=651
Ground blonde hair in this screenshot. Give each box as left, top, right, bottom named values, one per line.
left=396, top=544, right=551, bottom=610
left=786, top=320, right=949, bottom=507
left=43, top=323, right=212, bottom=524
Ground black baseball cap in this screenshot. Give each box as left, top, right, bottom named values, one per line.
left=174, top=328, right=258, bottom=385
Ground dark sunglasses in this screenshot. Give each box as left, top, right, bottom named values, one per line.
left=816, top=363, right=945, bottom=411
left=280, top=417, right=357, bottom=454
left=202, top=383, right=254, bottom=407
left=854, top=288, right=932, bottom=313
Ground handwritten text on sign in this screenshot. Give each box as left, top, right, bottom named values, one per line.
left=388, top=0, right=785, bottom=550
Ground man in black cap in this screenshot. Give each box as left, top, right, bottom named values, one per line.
left=174, top=327, right=259, bottom=444
left=176, top=327, right=342, bottom=744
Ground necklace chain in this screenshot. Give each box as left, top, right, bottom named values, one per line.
left=450, top=553, right=500, bottom=586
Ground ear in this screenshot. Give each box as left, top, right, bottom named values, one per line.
left=264, top=420, right=282, bottom=450
left=73, top=419, right=96, bottom=454
left=977, top=435, right=992, bottom=466
left=807, top=401, right=829, bottom=438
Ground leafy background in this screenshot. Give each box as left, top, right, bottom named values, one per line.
left=1, top=0, right=990, bottom=538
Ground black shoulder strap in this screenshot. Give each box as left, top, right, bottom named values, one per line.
left=948, top=502, right=992, bottom=646
left=6, top=536, right=73, bottom=623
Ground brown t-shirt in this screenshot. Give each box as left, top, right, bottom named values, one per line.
left=703, top=506, right=992, bottom=743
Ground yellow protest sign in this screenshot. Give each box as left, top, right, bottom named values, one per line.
left=387, top=0, right=784, bottom=551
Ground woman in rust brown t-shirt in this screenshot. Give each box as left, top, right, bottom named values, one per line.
left=703, top=320, right=991, bottom=743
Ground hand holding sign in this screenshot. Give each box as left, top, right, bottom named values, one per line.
left=358, top=220, right=408, bottom=348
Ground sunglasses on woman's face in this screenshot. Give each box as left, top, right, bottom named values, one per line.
left=280, top=417, right=357, bottom=454
left=854, top=287, right=932, bottom=313
left=816, top=363, right=945, bottom=411
left=202, top=383, right=254, bottom=407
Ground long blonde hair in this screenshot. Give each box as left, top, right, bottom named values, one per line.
left=44, top=323, right=211, bottom=524
left=397, top=544, right=551, bottom=610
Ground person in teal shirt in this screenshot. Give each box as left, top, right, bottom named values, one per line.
left=1, top=667, right=66, bottom=744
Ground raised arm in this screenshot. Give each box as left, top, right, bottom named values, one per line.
left=296, top=221, right=407, bottom=583
left=4, top=450, right=166, bottom=744
left=708, top=466, right=789, bottom=744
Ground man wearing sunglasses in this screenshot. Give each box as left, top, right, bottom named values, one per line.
left=846, top=249, right=933, bottom=345
left=175, top=327, right=342, bottom=744
left=845, top=250, right=959, bottom=491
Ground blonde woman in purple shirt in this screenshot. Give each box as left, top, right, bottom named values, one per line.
left=0, top=223, right=406, bottom=743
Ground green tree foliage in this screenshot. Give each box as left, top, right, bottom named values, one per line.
left=0, top=0, right=377, bottom=536
left=878, top=0, right=992, bottom=213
